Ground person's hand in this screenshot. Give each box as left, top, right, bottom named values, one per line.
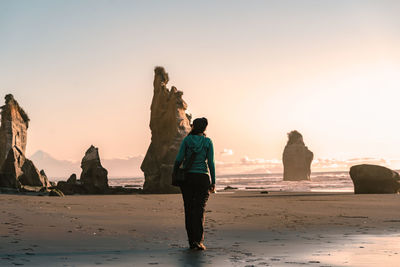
left=209, top=184, right=216, bottom=193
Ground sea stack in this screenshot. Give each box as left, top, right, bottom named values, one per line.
left=0, top=94, right=50, bottom=189
left=141, top=66, right=191, bottom=193
left=282, top=130, right=313, bottom=181
left=57, top=146, right=140, bottom=195
left=349, top=164, right=400, bottom=194
left=0, top=94, right=29, bottom=167
left=80, top=145, right=109, bottom=193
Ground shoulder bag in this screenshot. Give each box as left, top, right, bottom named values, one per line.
left=172, top=147, right=196, bottom=187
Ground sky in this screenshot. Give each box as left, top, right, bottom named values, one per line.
left=1, top=0, right=400, bottom=169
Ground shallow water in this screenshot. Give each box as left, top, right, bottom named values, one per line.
left=108, top=171, right=354, bottom=193
left=2, top=231, right=398, bottom=266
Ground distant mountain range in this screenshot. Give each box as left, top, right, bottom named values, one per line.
left=30, top=150, right=396, bottom=180
left=30, top=150, right=144, bottom=179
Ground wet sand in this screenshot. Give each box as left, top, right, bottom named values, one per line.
left=0, top=191, right=399, bottom=266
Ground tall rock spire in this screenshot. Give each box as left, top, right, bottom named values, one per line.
left=141, top=67, right=192, bottom=193
left=0, top=94, right=50, bottom=189
left=0, top=94, right=30, bottom=167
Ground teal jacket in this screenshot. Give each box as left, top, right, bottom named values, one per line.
left=174, top=134, right=216, bottom=184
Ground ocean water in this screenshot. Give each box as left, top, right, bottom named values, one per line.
left=109, top=171, right=354, bottom=193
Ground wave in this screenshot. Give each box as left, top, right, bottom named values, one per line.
left=107, top=171, right=354, bottom=193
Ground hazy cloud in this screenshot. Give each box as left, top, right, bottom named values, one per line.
left=216, top=156, right=398, bottom=175
left=240, top=156, right=281, bottom=165
left=220, top=148, right=234, bottom=156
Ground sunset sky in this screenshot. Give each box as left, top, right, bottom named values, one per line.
left=1, top=0, right=400, bottom=169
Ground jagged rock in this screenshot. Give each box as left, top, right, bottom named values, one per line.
left=48, top=188, right=65, bottom=197
left=0, top=94, right=29, bottom=168
left=56, top=181, right=141, bottom=195
left=67, top=173, right=77, bottom=184
left=282, top=130, right=313, bottom=181
left=56, top=181, right=87, bottom=195
left=106, top=186, right=142, bottom=194
left=349, top=164, right=400, bottom=194
left=141, top=67, right=191, bottom=193
left=20, top=185, right=46, bottom=193
left=0, top=94, right=51, bottom=190
left=80, top=145, right=108, bottom=193
left=40, top=170, right=51, bottom=188
left=56, top=148, right=141, bottom=195
left=224, top=186, right=238, bottom=190
left=0, top=187, right=19, bottom=194
left=0, top=146, right=50, bottom=188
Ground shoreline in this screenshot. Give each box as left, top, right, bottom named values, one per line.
left=1, top=191, right=399, bottom=266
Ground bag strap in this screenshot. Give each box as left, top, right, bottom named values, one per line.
left=183, top=147, right=197, bottom=172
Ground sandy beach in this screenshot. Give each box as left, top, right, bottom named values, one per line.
left=1, top=191, right=399, bottom=266
left=3, top=1, right=400, bottom=266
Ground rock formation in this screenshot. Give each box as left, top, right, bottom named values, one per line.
left=0, top=94, right=50, bottom=190
left=282, top=130, right=313, bottom=181
left=141, top=66, right=192, bottom=193
left=349, top=164, right=400, bottom=194
left=67, top=173, right=77, bottom=184
left=40, top=170, right=51, bottom=187
left=0, top=94, right=29, bottom=168
left=80, top=145, right=108, bottom=193
left=57, top=180, right=87, bottom=195
left=56, top=146, right=108, bottom=194
left=57, top=147, right=140, bottom=195
left=0, top=146, right=51, bottom=189
left=48, top=188, right=65, bottom=197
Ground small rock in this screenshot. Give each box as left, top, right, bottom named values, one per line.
left=224, top=186, right=238, bottom=190
left=49, top=189, right=64, bottom=197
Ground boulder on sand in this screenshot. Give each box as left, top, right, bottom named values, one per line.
left=349, top=164, right=400, bottom=194
left=141, top=67, right=191, bottom=193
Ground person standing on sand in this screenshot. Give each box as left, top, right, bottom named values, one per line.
left=173, top=117, right=216, bottom=250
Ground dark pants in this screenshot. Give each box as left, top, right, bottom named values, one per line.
left=180, top=172, right=210, bottom=245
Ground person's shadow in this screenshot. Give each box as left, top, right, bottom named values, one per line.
left=179, top=250, right=207, bottom=267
